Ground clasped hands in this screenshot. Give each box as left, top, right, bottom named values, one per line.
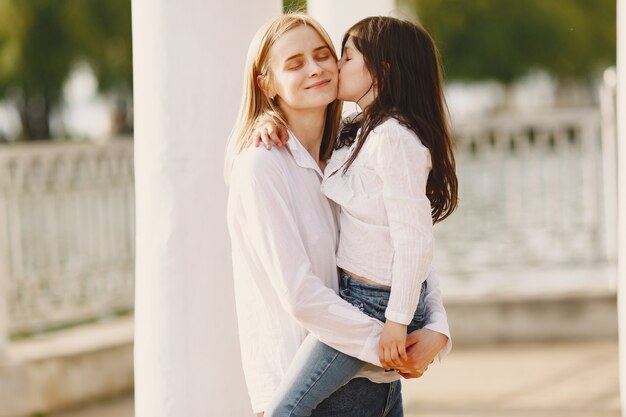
left=382, top=327, right=448, bottom=379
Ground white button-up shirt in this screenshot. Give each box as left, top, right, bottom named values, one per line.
left=227, top=130, right=450, bottom=412
left=322, top=118, right=434, bottom=326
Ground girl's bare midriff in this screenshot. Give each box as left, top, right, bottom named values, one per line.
left=343, top=269, right=391, bottom=288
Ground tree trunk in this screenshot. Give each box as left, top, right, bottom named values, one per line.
left=111, top=96, right=133, bottom=136
left=17, top=93, right=52, bottom=140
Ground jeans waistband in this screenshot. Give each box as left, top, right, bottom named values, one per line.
left=339, top=269, right=427, bottom=296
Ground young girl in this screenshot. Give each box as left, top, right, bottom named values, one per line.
left=257, top=16, right=458, bottom=416
left=226, top=14, right=451, bottom=416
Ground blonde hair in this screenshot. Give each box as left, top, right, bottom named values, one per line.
left=224, top=13, right=342, bottom=182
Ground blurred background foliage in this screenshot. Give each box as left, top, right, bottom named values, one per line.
left=284, top=0, right=307, bottom=13
left=403, top=0, right=616, bottom=83
left=0, top=0, right=131, bottom=141
left=0, top=0, right=616, bottom=140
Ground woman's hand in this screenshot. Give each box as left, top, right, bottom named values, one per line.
left=379, top=320, right=408, bottom=370
left=252, top=122, right=289, bottom=150
left=396, top=328, right=448, bottom=379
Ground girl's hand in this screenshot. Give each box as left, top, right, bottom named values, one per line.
left=379, top=320, right=408, bottom=370
left=252, top=123, right=289, bottom=150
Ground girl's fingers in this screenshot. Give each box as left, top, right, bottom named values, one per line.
left=280, top=127, right=289, bottom=144
left=252, top=132, right=262, bottom=147
left=379, top=348, right=385, bottom=368
left=379, top=347, right=389, bottom=370
left=390, top=346, right=401, bottom=367
left=399, top=345, right=408, bottom=362
left=393, top=346, right=404, bottom=369
left=384, top=348, right=393, bottom=370
left=260, top=129, right=272, bottom=150
left=266, top=126, right=283, bottom=147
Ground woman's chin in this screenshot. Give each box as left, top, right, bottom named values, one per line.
left=312, top=92, right=339, bottom=107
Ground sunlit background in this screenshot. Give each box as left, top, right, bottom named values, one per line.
left=0, top=0, right=618, bottom=416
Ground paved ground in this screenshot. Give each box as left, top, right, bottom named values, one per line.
left=50, top=339, right=620, bottom=417
left=402, top=338, right=620, bottom=417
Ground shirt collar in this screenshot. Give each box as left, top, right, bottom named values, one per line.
left=286, top=129, right=323, bottom=178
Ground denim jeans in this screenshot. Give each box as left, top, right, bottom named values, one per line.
left=265, top=271, right=428, bottom=417
left=338, top=271, right=428, bottom=334
left=312, top=377, right=403, bottom=417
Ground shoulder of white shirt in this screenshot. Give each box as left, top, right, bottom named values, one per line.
left=368, top=117, right=428, bottom=150
left=232, top=144, right=290, bottom=178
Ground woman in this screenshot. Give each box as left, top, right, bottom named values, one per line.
left=225, top=14, right=450, bottom=417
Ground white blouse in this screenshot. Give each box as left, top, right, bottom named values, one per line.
left=227, top=130, right=449, bottom=412
left=322, top=118, right=434, bottom=326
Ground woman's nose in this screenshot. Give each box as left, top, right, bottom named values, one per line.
left=307, top=60, right=322, bottom=76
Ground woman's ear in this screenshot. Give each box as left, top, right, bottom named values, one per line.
left=256, top=75, right=267, bottom=95
left=256, top=75, right=276, bottom=100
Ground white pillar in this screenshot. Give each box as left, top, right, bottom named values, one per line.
left=307, top=0, right=396, bottom=54
left=600, top=67, right=618, bottom=264
left=618, top=1, right=626, bottom=416
left=0, top=202, right=7, bottom=359
left=132, top=1, right=281, bottom=416
left=0, top=186, right=12, bottom=360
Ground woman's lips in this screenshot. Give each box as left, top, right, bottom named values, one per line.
left=306, top=79, right=331, bottom=89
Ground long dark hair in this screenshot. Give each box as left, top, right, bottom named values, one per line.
left=337, top=16, right=458, bottom=223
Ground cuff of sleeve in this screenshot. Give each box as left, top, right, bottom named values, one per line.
left=357, top=320, right=384, bottom=367
left=438, top=338, right=452, bottom=361
left=252, top=397, right=270, bottom=414
left=424, top=322, right=452, bottom=361
left=384, top=308, right=413, bottom=326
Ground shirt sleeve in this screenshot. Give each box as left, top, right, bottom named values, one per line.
left=230, top=150, right=384, bottom=366
left=370, top=123, right=435, bottom=325
left=422, top=267, right=452, bottom=360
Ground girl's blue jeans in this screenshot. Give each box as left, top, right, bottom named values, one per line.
left=265, top=270, right=428, bottom=417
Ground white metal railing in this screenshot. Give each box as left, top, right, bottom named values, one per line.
left=435, top=107, right=612, bottom=289
left=0, top=104, right=617, bottom=336
left=0, top=139, right=135, bottom=336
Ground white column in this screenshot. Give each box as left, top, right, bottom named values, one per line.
left=600, top=67, right=617, bottom=263
left=618, top=1, right=626, bottom=416
left=307, top=0, right=396, bottom=53
left=0, top=198, right=7, bottom=359
left=132, top=1, right=281, bottom=416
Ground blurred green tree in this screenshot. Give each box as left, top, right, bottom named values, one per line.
left=0, top=0, right=77, bottom=139
left=284, top=0, right=306, bottom=13
left=403, top=0, right=616, bottom=83
left=0, top=0, right=132, bottom=141
left=67, top=0, right=133, bottom=134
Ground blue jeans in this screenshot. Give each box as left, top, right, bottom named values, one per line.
left=338, top=271, right=428, bottom=334
left=312, top=377, right=403, bottom=417
left=266, top=271, right=428, bottom=417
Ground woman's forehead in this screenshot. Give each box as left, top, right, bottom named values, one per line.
left=271, top=25, right=328, bottom=61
